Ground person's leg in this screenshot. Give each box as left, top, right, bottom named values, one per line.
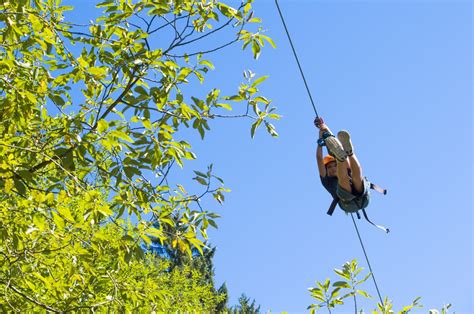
left=347, top=154, right=364, bottom=194
left=336, top=159, right=352, bottom=193
left=338, top=130, right=364, bottom=194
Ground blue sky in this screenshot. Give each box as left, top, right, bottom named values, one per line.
left=196, top=0, right=472, bottom=312
left=66, top=0, right=472, bottom=312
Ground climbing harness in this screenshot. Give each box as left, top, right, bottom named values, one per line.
left=326, top=184, right=390, bottom=233
left=274, top=0, right=387, bottom=304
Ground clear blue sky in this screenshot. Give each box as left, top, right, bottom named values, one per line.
left=196, top=0, right=472, bottom=312
left=68, top=0, right=472, bottom=312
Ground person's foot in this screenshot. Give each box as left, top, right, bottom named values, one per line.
left=325, top=135, right=347, bottom=162
left=337, top=130, right=353, bottom=157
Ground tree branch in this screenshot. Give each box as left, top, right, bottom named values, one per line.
left=173, top=16, right=235, bottom=48
left=164, top=38, right=239, bottom=58
left=0, top=281, right=61, bottom=313
left=148, top=14, right=190, bottom=35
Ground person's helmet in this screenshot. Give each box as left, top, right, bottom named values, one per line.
left=323, top=155, right=336, bottom=166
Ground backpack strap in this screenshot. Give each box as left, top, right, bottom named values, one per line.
left=370, top=182, right=387, bottom=195
left=361, top=208, right=390, bottom=233
left=326, top=198, right=339, bottom=216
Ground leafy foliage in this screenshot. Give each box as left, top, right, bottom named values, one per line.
left=0, top=189, right=224, bottom=311
left=307, top=259, right=453, bottom=314
left=0, top=0, right=278, bottom=310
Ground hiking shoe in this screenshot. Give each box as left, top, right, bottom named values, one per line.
left=337, top=130, right=353, bottom=156
left=324, top=135, right=347, bottom=162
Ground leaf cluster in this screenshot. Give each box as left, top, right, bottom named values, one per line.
left=307, top=259, right=423, bottom=314
left=0, top=188, right=223, bottom=311
left=0, top=0, right=278, bottom=310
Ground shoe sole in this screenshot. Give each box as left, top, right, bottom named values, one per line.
left=337, top=130, right=353, bottom=156
left=325, top=136, right=347, bottom=162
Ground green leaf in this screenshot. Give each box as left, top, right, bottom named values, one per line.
left=97, top=119, right=109, bottom=133
left=141, top=234, right=152, bottom=245
left=261, top=34, right=276, bottom=48
left=323, top=278, right=331, bottom=290
left=51, top=212, right=65, bottom=229
left=224, top=95, right=243, bottom=101
left=199, top=60, right=215, bottom=69
left=62, top=151, right=75, bottom=171
left=251, top=75, right=269, bottom=87
left=97, top=205, right=113, bottom=217
left=334, top=268, right=351, bottom=280
left=330, top=287, right=340, bottom=299
left=135, top=86, right=148, bottom=96
left=248, top=17, right=262, bottom=23
left=193, top=171, right=207, bottom=178
left=217, top=3, right=237, bottom=19
left=57, top=205, right=74, bottom=222
left=356, top=289, right=371, bottom=299
left=215, top=103, right=232, bottom=110
left=13, top=178, right=26, bottom=195
left=96, top=0, right=114, bottom=8
left=178, top=68, right=192, bottom=81
left=17, top=170, right=34, bottom=183
left=146, top=227, right=163, bottom=239
left=208, top=219, right=218, bottom=229
left=32, top=272, right=51, bottom=289
left=142, top=119, right=152, bottom=130
left=254, top=96, right=270, bottom=104
left=33, top=214, right=47, bottom=231
left=198, top=125, right=205, bottom=139
left=250, top=119, right=262, bottom=138
left=309, top=288, right=325, bottom=302
left=50, top=94, right=65, bottom=106
left=187, top=237, right=204, bottom=255
left=332, top=281, right=350, bottom=288
left=266, top=122, right=278, bottom=137
left=89, top=66, right=108, bottom=78
left=124, top=166, right=140, bottom=178
left=194, top=177, right=207, bottom=186
left=110, top=130, right=134, bottom=143
left=251, top=40, right=261, bottom=59
left=402, top=305, right=414, bottom=312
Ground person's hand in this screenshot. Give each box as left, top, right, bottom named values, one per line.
left=314, top=117, right=324, bottom=128
left=314, top=117, right=329, bottom=132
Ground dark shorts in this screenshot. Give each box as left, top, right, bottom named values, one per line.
left=336, top=177, right=371, bottom=212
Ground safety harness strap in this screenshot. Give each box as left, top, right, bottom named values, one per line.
left=370, top=183, right=387, bottom=195
left=326, top=181, right=389, bottom=233
left=361, top=209, right=390, bottom=233
left=327, top=198, right=339, bottom=216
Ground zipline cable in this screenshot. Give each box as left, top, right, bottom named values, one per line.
left=274, top=0, right=385, bottom=305
left=274, top=0, right=319, bottom=117
left=351, top=213, right=384, bottom=304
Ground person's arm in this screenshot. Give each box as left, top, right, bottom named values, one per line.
left=316, top=143, right=326, bottom=177
left=315, top=118, right=331, bottom=177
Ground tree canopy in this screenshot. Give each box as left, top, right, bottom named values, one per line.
left=0, top=0, right=278, bottom=311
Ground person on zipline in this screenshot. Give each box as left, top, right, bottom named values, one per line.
left=315, top=117, right=370, bottom=213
